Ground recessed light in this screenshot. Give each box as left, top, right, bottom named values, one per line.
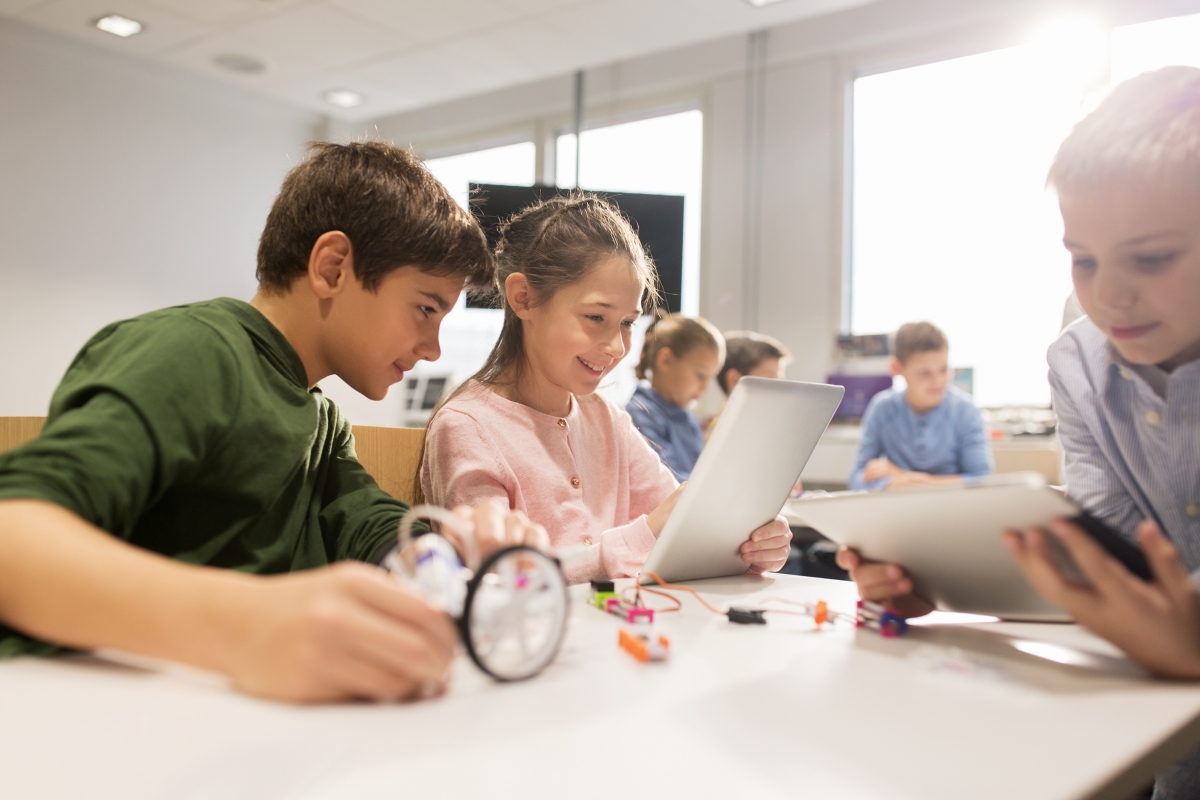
left=744, top=0, right=790, bottom=6
left=213, top=53, right=268, bottom=74
left=93, top=14, right=143, bottom=37
left=323, top=89, right=365, bottom=109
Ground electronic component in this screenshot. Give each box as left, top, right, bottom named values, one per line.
left=391, top=505, right=570, bottom=682
left=604, top=597, right=654, bottom=624
left=619, top=629, right=670, bottom=662
left=856, top=600, right=908, bottom=638
left=727, top=607, right=767, bottom=625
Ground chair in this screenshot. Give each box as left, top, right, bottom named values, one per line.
left=350, top=425, right=426, bottom=505
left=0, top=416, right=425, bottom=505
left=0, top=417, right=44, bottom=454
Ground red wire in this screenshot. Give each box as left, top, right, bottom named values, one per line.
left=638, top=586, right=682, bottom=612
left=639, top=572, right=726, bottom=615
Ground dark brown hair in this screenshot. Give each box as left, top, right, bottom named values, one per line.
left=256, top=141, right=493, bottom=294
left=717, top=331, right=790, bottom=395
left=893, top=321, right=948, bottom=364
left=635, top=313, right=725, bottom=380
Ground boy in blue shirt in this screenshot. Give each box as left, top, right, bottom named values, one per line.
left=840, top=68, right=1200, bottom=798
left=848, top=322, right=992, bottom=491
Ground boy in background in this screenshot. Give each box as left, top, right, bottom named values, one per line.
left=0, top=141, right=545, bottom=704
left=848, top=322, right=992, bottom=491
left=840, top=68, right=1200, bottom=797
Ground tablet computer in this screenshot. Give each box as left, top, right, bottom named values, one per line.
left=789, top=473, right=1150, bottom=621
left=638, top=377, right=844, bottom=585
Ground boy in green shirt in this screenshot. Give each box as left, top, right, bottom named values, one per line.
left=0, top=141, right=546, bottom=703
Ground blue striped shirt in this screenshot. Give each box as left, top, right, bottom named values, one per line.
left=849, top=386, right=993, bottom=490
left=1049, top=318, right=1200, bottom=568
left=1049, top=318, right=1200, bottom=800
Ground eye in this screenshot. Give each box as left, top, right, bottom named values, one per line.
left=1134, top=252, right=1179, bottom=271
left=585, top=314, right=604, bottom=323
left=621, top=319, right=636, bottom=329
left=419, top=306, right=436, bottom=317
left=1071, top=257, right=1097, bottom=271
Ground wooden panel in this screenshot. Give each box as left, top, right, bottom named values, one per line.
left=991, top=440, right=1062, bottom=485
left=351, top=425, right=426, bottom=505
left=0, top=417, right=45, bottom=454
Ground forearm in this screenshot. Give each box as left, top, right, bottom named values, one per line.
left=0, top=499, right=258, bottom=675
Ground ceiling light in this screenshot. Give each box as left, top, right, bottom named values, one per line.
left=213, top=53, right=268, bottom=75
left=323, top=89, right=365, bottom=109
left=744, top=0, right=791, bottom=6
left=93, top=14, right=143, bottom=37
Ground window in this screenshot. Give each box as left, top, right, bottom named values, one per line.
left=850, top=12, right=1200, bottom=407
left=423, top=141, right=536, bottom=210
left=557, top=110, right=704, bottom=318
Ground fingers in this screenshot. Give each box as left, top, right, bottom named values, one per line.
left=852, top=562, right=914, bottom=602
left=1002, top=526, right=1094, bottom=612
left=835, top=547, right=860, bottom=571
left=339, top=565, right=459, bottom=657
left=1048, top=518, right=1137, bottom=592
left=1138, top=520, right=1196, bottom=604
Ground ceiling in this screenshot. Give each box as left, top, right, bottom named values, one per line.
left=0, top=0, right=880, bottom=120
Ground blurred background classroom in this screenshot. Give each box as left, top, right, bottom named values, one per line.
left=3, top=0, right=1198, bottom=494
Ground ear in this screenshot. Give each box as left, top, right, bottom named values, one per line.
left=889, top=356, right=902, bottom=377
left=725, top=368, right=743, bottom=392
left=307, top=231, right=355, bottom=300
left=654, top=347, right=675, bottom=373
left=506, top=273, right=535, bottom=319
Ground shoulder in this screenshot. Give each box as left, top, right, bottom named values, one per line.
left=862, top=387, right=901, bottom=419
left=1047, top=317, right=1109, bottom=403
left=943, top=386, right=980, bottom=412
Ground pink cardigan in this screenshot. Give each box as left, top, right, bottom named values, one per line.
left=421, top=382, right=678, bottom=584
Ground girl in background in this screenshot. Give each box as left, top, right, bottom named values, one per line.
left=626, top=314, right=724, bottom=480
left=421, top=195, right=790, bottom=584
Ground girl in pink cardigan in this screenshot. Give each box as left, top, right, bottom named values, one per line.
left=421, top=195, right=791, bottom=584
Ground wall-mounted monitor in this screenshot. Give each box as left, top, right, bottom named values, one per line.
left=467, top=183, right=684, bottom=312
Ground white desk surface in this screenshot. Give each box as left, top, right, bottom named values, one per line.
left=3, top=574, right=1199, bottom=800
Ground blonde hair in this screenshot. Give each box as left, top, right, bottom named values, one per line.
left=1048, top=66, right=1200, bottom=193
left=635, top=314, right=725, bottom=380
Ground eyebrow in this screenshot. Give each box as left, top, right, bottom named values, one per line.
left=581, top=300, right=642, bottom=316
left=419, top=291, right=452, bottom=313
left=1063, top=231, right=1188, bottom=249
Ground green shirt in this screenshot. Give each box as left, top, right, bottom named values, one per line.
left=0, top=298, right=413, bottom=655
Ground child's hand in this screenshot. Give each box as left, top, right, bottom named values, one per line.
left=1004, top=519, right=1200, bottom=679
left=230, top=562, right=460, bottom=703
left=647, top=483, right=685, bottom=538
left=835, top=547, right=935, bottom=618
left=740, top=516, right=792, bottom=574
left=862, top=457, right=899, bottom=483
left=884, top=471, right=934, bottom=489
left=446, top=500, right=550, bottom=562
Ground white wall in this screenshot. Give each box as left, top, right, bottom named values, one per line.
left=0, top=17, right=321, bottom=415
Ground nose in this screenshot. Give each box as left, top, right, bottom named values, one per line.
left=600, top=324, right=627, bottom=360
left=415, top=327, right=442, bottom=363
left=1092, top=263, right=1136, bottom=311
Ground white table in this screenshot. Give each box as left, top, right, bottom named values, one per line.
left=2, top=574, right=1199, bottom=800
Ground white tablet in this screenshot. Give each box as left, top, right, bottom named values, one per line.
left=789, top=473, right=1081, bottom=621
left=639, top=377, right=844, bottom=585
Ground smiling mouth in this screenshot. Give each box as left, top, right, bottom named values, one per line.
left=577, top=356, right=607, bottom=376
left=1109, top=322, right=1160, bottom=341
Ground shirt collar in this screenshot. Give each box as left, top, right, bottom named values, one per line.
left=218, top=298, right=309, bottom=390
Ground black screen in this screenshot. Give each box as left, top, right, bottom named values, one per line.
left=467, top=183, right=684, bottom=312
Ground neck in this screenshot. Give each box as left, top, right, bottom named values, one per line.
left=649, top=376, right=680, bottom=407
left=904, top=390, right=938, bottom=415
left=249, top=289, right=330, bottom=389
left=495, top=362, right=573, bottom=417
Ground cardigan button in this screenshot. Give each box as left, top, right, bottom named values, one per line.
left=571, top=477, right=581, bottom=488
left=557, top=418, right=567, bottom=428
